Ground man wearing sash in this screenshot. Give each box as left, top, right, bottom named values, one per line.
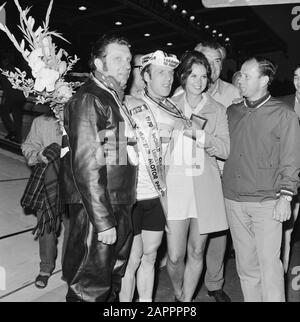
left=119, top=50, right=180, bottom=302
left=60, top=34, right=137, bottom=302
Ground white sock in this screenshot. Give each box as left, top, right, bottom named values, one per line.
left=139, top=298, right=152, bottom=302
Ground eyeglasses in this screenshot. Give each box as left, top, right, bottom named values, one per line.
left=133, top=65, right=142, bottom=69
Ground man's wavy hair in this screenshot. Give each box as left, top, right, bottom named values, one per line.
left=194, top=40, right=226, bottom=61
left=247, top=56, right=278, bottom=86
left=89, top=34, right=131, bottom=71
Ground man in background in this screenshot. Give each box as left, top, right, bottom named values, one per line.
left=127, top=54, right=145, bottom=99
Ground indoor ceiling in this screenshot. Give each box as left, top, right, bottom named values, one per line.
left=1, top=0, right=287, bottom=70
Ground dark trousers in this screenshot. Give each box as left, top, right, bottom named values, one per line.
left=0, top=98, right=24, bottom=142
left=204, top=231, right=227, bottom=291
left=37, top=211, right=70, bottom=275
left=63, top=203, right=133, bottom=302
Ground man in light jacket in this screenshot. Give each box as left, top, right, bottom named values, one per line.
left=223, top=57, right=300, bottom=301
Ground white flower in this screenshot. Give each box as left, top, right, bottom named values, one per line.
left=58, top=61, right=67, bottom=75
left=28, top=48, right=45, bottom=77
left=34, top=67, right=59, bottom=92
left=55, top=81, right=73, bottom=100
left=42, top=36, right=51, bottom=56
left=0, top=0, right=81, bottom=131
left=34, top=26, right=43, bottom=37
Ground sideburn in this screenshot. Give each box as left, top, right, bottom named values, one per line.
left=102, top=59, right=108, bottom=72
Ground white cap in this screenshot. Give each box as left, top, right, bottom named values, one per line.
left=140, top=50, right=179, bottom=71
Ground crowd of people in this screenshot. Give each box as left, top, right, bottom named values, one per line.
left=17, top=34, right=300, bottom=302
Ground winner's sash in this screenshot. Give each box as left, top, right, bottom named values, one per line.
left=129, top=101, right=166, bottom=199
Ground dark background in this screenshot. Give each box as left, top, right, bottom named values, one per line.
left=0, top=0, right=299, bottom=96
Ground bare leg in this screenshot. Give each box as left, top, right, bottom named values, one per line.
left=183, top=218, right=208, bottom=302
left=136, top=230, right=164, bottom=301
left=166, top=219, right=190, bottom=301
left=119, top=234, right=143, bottom=302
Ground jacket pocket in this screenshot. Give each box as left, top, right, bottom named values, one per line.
left=255, top=168, right=279, bottom=192
left=256, top=141, right=280, bottom=191
left=257, top=141, right=279, bottom=169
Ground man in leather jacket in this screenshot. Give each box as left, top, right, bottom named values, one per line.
left=60, top=34, right=137, bottom=302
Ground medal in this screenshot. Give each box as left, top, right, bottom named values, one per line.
left=144, top=91, right=192, bottom=127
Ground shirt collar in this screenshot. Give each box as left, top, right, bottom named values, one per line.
left=244, top=92, right=271, bottom=109
left=183, top=93, right=207, bottom=117
left=208, top=78, right=223, bottom=96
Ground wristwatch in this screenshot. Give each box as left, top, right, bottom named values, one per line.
left=280, top=195, right=292, bottom=202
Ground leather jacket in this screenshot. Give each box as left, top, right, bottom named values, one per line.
left=60, top=74, right=137, bottom=233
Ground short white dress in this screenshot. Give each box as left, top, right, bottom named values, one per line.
left=166, top=95, right=206, bottom=220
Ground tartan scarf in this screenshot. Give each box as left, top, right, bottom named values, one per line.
left=21, top=143, right=61, bottom=237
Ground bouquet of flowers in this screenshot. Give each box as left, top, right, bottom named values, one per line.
left=0, top=0, right=82, bottom=129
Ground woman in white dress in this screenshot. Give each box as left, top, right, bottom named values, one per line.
left=166, top=50, right=229, bottom=302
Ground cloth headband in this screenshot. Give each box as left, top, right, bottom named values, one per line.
left=140, top=50, right=179, bottom=71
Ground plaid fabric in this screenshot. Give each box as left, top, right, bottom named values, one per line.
left=20, top=164, right=46, bottom=213
left=21, top=143, right=61, bottom=236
